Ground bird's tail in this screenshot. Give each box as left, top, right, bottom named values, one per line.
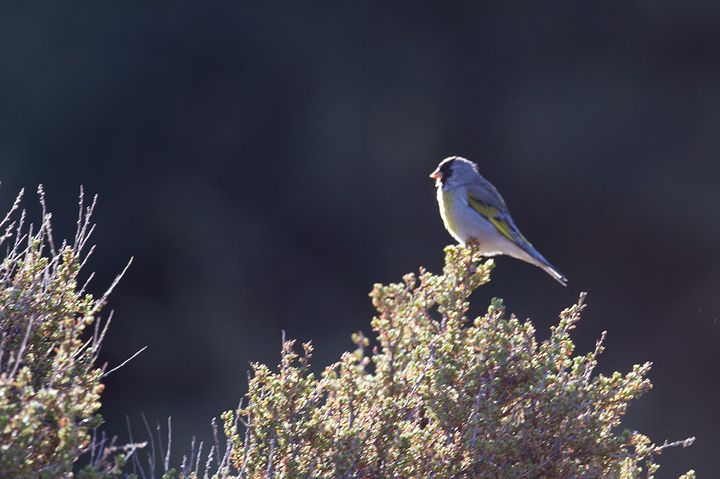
left=517, top=243, right=568, bottom=286
left=539, top=262, right=568, bottom=286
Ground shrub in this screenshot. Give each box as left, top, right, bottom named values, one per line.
left=0, top=187, right=694, bottom=478
left=220, top=246, right=694, bottom=479
left=0, top=187, right=134, bottom=478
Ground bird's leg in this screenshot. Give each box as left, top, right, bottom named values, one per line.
left=464, top=238, right=483, bottom=260
left=463, top=239, right=485, bottom=274
left=464, top=238, right=480, bottom=249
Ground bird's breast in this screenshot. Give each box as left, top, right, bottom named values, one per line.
left=438, top=188, right=456, bottom=222
left=438, top=185, right=512, bottom=254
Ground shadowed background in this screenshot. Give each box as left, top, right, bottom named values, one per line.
left=1, top=2, right=718, bottom=476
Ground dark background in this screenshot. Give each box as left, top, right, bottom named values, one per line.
left=1, top=2, right=718, bottom=476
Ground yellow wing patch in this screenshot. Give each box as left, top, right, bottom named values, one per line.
left=466, top=193, right=533, bottom=246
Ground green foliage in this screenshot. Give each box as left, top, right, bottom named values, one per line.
left=0, top=187, right=134, bottom=478
left=220, top=245, right=694, bottom=479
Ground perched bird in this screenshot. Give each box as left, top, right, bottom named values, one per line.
left=430, top=156, right=567, bottom=286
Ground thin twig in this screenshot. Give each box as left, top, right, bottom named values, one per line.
left=101, top=346, right=148, bottom=378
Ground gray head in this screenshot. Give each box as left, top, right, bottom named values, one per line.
left=430, top=156, right=482, bottom=188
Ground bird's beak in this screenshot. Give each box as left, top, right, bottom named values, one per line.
left=430, top=170, right=443, bottom=179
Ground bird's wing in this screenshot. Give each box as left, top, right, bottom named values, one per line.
left=465, top=185, right=533, bottom=248
left=469, top=176, right=508, bottom=210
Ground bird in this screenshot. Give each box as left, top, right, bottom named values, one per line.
left=430, top=156, right=567, bottom=286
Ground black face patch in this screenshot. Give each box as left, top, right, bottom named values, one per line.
left=439, top=159, right=454, bottom=184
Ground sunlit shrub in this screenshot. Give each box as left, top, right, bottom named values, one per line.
left=221, top=246, right=694, bottom=479
left=0, top=187, right=693, bottom=479
left=0, top=187, right=133, bottom=478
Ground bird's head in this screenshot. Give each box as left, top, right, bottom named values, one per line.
left=430, top=156, right=480, bottom=188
